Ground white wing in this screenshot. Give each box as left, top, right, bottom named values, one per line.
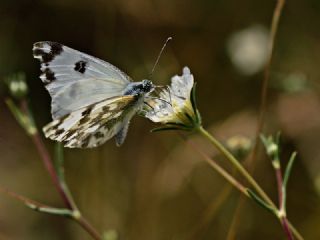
left=43, top=95, right=139, bottom=148
left=33, top=41, right=131, bottom=119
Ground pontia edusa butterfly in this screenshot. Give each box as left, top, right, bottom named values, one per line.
left=33, top=41, right=155, bottom=148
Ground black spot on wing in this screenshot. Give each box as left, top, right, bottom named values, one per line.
left=81, top=137, right=90, bottom=148
left=79, top=116, right=92, bottom=125
left=74, top=60, right=87, bottom=74
left=82, top=106, right=93, bottom=116
left=42, top=68, right=56, bottom=85
left=33, top=48, right=55, bottom=63
left=94, top=131, right=104, bottom=139
left=64, top=129, right=77, bottom=141
left=55, top=128, right=65, bottom=135
left=33, top=42, right=63, bottom=63
left=102, top=106, right=109, bottom=112
left=49, top=42, right=63, bottom=55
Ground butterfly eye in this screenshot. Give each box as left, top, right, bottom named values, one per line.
left=142, top=80, right=153, bottom=92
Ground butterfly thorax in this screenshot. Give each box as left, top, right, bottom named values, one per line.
left=123, top=79, right=154, bottom=96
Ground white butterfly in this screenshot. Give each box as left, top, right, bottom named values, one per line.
left=33, top=41, right=154, bottom=148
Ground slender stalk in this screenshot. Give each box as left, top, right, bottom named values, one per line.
left=30, top=133, right=102, bottom=240
left=281, top=216, right=294, bottom=240
left=252, top=0, right=286, bottom=162
left=54, top=143, right=78, bottom=211
left=274, top=166, right=294, bottom=240
left=196, top=126, right=303, bottom=240
left=227, top=0, right=288, bottom=238
left=76, top=216, right=102, bottom=240
left=197, top=126, right=272, bottom=204
left=182, top=136, right=248, bottom=196
left=31, top=133, right=73, bottom=209
left=275, top=169, right=283, bottom=209
left=288, top=221, right=304, bottom=240
left=0, top=186, right=101, bottom=240
left=18, top=100, right=102, bottom=240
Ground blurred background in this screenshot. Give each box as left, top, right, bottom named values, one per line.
left=1, top=0, right=320, bottom=239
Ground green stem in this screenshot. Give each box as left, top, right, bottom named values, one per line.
left=196, top=126, right=303, bottom=240
left=55, top=143, right=78, bottom=211
left=197, top=126, right=273, bottom=206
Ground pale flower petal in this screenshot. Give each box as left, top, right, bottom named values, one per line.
left=145, top=67, right=197, bottom=127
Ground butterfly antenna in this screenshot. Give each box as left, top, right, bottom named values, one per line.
left=149, top=37, right=172, bottom=78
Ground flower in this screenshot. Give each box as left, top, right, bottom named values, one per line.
left=145, top=67, right=201, bottom=131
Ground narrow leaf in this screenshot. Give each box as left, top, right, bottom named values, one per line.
left=0, top=186, right=72, bottom=217
left=184, top=112, right=194, bottom=125
left=190, top=83, right=201, bottom=125
left=190, top=82, right=198, bottom=113
left=247, top=189, right=277, bottom=215
left=166, top=122, right=191, bottom=128
left=283, top=152, right=297, bottom=190
left=28, top=204, right=73, bottom=217
left=151, top=126, right=185, bottom=132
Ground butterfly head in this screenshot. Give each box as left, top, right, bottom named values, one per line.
left=141, top=79, right=154, bottom=93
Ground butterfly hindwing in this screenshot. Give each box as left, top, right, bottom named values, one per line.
left=43, top=95, right=139, bottom=148
left=33, top=41, right=132, bottom=119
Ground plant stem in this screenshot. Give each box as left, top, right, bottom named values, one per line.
left=31, top=133, right=73, bottom=209
left=274, top=166, right=294, bottom=240
left=182, top=135, right=248, bottom=196
left=76, top=215, right=102, bottom=240
left=196, top=126, right=303, bottom=240
left=31, top=132, right=102, bottom=240
left=253, top=0, right=286, bottom=159
left=197, top=126, right=272, bottom=204
left=227, top=0, right=288, bottom=238
left=19, top=100, right=102, bottom=240
left=54, top=143, right=78, bottom=211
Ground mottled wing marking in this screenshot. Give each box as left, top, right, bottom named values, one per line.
left=43, top=95, right=138, bottom=148
left=33, top=41, right=132, bottom=119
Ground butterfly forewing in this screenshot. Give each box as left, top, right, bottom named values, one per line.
left=43, top=95, right=139, bottom=148
left=33, top=41, right=131, bottom=119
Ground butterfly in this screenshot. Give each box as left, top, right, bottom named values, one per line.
left=33, top=41, right=155, bottom=148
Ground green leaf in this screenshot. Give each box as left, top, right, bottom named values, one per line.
left=190, top=82, right=198, bottom=113
left=281, top=151, right=296, bottom=213
left=190, top=83, right=202, bottom=125
left=184, top=112, right=194, bottom=125
left=27, top=204, right=73, bottom=217
left=247, top=189, right=277, bottom=215
left=283, top=152, right=297, bottom=190
left=166, top=122, right=191, bottom=128
left=195, top=109, right=202, bottom=125
left=151, top=126, right=185, bottom=132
